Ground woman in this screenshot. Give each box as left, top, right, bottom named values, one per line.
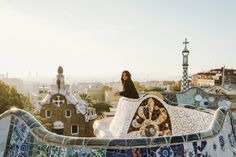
left=114, top=70, right=139, bottom=99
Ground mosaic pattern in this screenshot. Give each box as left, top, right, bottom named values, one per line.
left=5, top=117, right=34, bottom=157
left=166, top=105, right=213, bottom=135
left=163, top=87, right=231, bottom=110
left=0, top=105, right=236, bottom=156
left=106, top=144, right=184, bottom=157
left=108, top=97, right=140, bottom=137
left=162, top=93, right=177, bottom=105
left=181, top=66, right=189, bottom=92
left=67, top=147, right=105, bottom=157
left=192, top=88, right=231, bottom=108
left=95, top=95, right=213, bottom=138
left=128, top=97, right=172, bottom=137
left=0, top=116, right=11, bottom=157
left=32, top=141, right=67, bottom=157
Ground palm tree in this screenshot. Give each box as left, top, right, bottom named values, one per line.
left=79, top=93, right=112, bottom=116
left=79, top=93, right=93, bottom=106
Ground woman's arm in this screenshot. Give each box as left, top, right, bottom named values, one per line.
left=119, top=81, right=132, bottom=97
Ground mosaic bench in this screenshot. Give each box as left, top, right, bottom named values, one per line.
left=162, top=87, right=231, bottom=109
left=0, top=106, right=236, bottom=156
left=94, top=95, right=214, bottom=138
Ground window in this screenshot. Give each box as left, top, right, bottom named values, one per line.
left=45, top=110, right=51, bottom=118
left=65, top=110, right=71, bottom=118
left=71, top=124, right=79, bottom=135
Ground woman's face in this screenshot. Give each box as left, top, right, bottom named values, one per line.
left=122, top=72, right=129, bottom=81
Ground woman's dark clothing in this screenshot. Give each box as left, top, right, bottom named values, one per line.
left=119, top=79, right=139, bottom=99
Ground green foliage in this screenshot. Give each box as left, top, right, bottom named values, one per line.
left=79, top=93, right=93, bottom=105
left=163, top=81, right=175, bottom=85
left=90, top=85, right=112, bottom=102
left=90, top=102, right=112, bottom=115
left=144, top=86, right=164, bottom=92
left=0, top=81, right=33, bottom=114
left=33, top=113, right=52, bottom=130
left=133, top=81, right=145, bottom=92
left=100, top=85, right=112, bottom=92
left=88, top=92, right=105, bottom=102
left=169, top=81, right=181, bottom=91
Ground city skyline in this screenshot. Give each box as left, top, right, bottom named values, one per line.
left=0, top=0, right=236, bottom=81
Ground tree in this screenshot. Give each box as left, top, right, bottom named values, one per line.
left=144, top=86, right=164, bottom=92
left=133, top=81, right=145, bottom=92
left=0, top=81, right=34, bottom=114
left=169, top=81, right=181, bottom=91
left=33, top=113, right=52, bottom=130
left=100, top=85, right=112, bottom=93
left=79, top=93, right=93, bottom=105
left=90, top=102, right=112, bottom=115
left=163, top=81, right=175, bottom=85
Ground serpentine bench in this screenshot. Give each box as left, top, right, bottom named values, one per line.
left=94, top=95, right=214, bottom=138
left=0, top=96, right=235, bottom=156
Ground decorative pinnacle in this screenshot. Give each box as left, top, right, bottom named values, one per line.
left=183, top=38, right=189, bottom=51
left=57, top=66, right=63, bottom=74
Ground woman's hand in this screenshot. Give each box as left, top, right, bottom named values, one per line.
left=114, top=92, right=120, bottom=96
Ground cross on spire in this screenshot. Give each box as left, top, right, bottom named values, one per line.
left=53, top=95, right=65, bottom=107
left=183, top=38, right=189, bottom=50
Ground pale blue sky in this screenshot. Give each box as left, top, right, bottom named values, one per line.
left=0, top=0, right=235, bottom=81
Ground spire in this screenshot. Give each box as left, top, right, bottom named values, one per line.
left=182, top=38, right=189, bottom=52
left=181, top=39, right=190, bottom=92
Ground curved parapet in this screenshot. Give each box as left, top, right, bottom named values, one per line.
left=0, top=102, right=236, bottom=156
left=95, top=95, right=214, bottom=138
left=207, top=86, right=236, bottom=101
left=163, top=87, right=231, bottom=109
left=207, top=86, right=235, bottom=95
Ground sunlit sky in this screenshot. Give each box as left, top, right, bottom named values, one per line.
left=0, top=0, right=236, bottom=81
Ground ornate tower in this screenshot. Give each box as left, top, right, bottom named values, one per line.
left=56, top=66, right=65, bottom=92
left=181, top=38, right=190, bottom=92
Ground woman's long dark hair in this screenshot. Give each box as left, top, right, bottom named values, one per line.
left=121, top=70, right=131, bottom=85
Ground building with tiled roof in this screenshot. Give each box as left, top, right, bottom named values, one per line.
left=39, top=66, right=97, bottom=137
left=192, top=67, right=236, bottom=89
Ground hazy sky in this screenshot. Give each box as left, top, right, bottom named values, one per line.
left=0, top=0, right=235, bottom=81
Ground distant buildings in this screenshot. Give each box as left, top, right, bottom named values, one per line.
left=39, top=66, right=97, bottom=137
left=192, top=67, right=236, bottom=89
left=71, top=82, right=105, bottom=102
left=141, top=81, right=170, bottom=91
left=71, top=82, right=103, bottom=94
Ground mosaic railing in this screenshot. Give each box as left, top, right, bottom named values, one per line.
left=162, top=87, right=231, bottom=109
left=0, top=106, right=236, bottom=157
left=94, top=96, right=214, bottom=138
